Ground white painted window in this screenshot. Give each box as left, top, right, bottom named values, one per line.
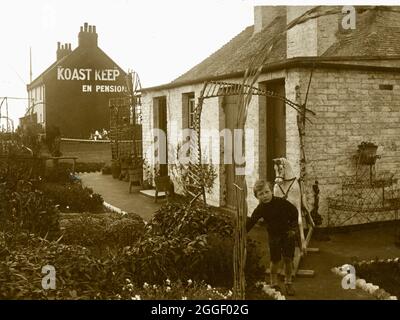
left=188, top=95, right=195, bottom=129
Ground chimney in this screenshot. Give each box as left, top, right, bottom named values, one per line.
left=78, top=22, right=98, bottom=47
left=287, top=6, right=340, bottom=58
left=56, top=42, right=72, bottom=60
left=254, top=6, right=286, bottom=34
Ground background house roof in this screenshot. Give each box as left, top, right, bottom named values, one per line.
left=172, top=15, right=286, bottom=85
left=168, top=6, right=400, bottom=87
left=324, top=7, right=400, bottom=57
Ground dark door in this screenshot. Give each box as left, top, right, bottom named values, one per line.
left=223, top=95, right=237, bottom=210
left=265, top=80, right=286, bottom=182
left=153, top=96, right=168, bottom=177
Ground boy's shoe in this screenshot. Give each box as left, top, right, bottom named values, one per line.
left=285, top=283, right=295, bottom=296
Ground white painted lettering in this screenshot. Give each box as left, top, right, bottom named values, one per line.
left=57, top=67, right=65, bottom=80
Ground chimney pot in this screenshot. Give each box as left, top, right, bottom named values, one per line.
left=80, top=26, right=83, bottom=32
left=57, top=42, right=61, bottom=49
left=79, top=22, right=98, bottom=47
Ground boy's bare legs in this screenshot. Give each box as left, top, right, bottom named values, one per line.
left=283, top=257, right=295, bottom=295
left=283, top=257, right=293, bottom=283
left=270, top=261, right=279, bottom=288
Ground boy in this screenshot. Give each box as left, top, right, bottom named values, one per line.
left=246, top=179, right=298, bottom=296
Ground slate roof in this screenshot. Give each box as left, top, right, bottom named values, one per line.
left=173, top=15, right=286, bottom=84
left=170, top=6, right=400, bottom=86
left=324, top=7, right=400, bottom=56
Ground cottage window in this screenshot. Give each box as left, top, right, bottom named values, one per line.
left=188, top=97, right=196, bottom=129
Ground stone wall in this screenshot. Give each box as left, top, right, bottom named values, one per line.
left=293, top=68, right=400, bottom=225
left=60, top=139, right=111, bottom=164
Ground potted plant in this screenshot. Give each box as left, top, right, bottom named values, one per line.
left=357, top=141, right=379, bottom=165
left=120, top=155, right=132, bottom=181
left=111, top=159, right=121, bottom=179
left=128, top=155, right=144, bottom=186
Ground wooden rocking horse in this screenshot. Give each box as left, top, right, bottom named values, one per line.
left=272, top=157, right=318, bottom=277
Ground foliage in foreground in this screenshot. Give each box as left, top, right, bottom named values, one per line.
left=0, top=231, right=269, bottom=300
left=39, top=183, right=104, bottom=213
left=129, top=199, right=265, bottom=287
left=60, top=212, right=145, bottom=251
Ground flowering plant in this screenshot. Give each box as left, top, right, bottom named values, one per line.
left=118, top=278, right=234, bottom=300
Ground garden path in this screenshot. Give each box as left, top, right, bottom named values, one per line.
left=79, top=172, right=162, bottom=221
left=78, top=172, right=400, bottom=300
left=249, top=223, right=400, bottom=300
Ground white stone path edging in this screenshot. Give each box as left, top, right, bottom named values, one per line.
left=256, top=282, right=286, bottom=300
left=103, top=201, right=148, bottom=225
left=331, top=258, right=399, bottom=300
left=103, top=201, right=127, bottom=216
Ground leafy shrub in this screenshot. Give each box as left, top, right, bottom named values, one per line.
left=39, top=183, right=104, bottom=213
left=60, top=212, right=145, bottom=251
left=0, top=179, right=60, bottom=241
left=60, top=215, right=108, bottom=248
left=0, top=230, right=267, bottom=300
left=106, top=213, right=145, bottom=247
left=0, top=232, right=131, bottom=299
left=149, top=200, right=233, bottom=237
left=128, top=199, right=264, bottom=286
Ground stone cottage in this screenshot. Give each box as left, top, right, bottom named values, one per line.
left=141, top=6, right=400, bottom=227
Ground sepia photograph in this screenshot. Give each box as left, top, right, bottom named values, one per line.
left=1, top=0, right=399, bottom=309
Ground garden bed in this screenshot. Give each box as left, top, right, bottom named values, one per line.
left=0, top=148, right=271, bottom=300
left=332, top=258, right=399, bottom=300
left=354, top=258, right=400, bottom=299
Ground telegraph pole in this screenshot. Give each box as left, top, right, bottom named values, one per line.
left=29, top=47, right=33, bottom=83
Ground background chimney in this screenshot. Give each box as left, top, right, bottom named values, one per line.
left=78, top=22, right=98, bottom=47
left=287, top=6, right=340, bottom=58
left=254, top=6, right=286, bottom=34
left=56, top=42, right=72, bottom=60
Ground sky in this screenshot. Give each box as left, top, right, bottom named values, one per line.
left=0, top=0, right=392, bottom=127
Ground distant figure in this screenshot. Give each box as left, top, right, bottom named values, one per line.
left=46, top=125, right=62, bottom=157
left=93, top=130, right=101, bottom=140
left=102, top=128, right=108, bottom=140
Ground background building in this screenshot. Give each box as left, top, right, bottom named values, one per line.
left=25, top=23, right=128, bottom=139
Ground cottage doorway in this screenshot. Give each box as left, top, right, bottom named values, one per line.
left=223, top=94, right=238, bottom=210
left=261, top=79, right=286, bottom=182
left=153, top=96, right=168, bottom=177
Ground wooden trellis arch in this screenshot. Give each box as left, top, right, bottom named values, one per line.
left=187, top=79, right=315, bottom=299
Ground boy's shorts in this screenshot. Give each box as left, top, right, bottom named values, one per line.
left=268, top=234, right=295, bottom=263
